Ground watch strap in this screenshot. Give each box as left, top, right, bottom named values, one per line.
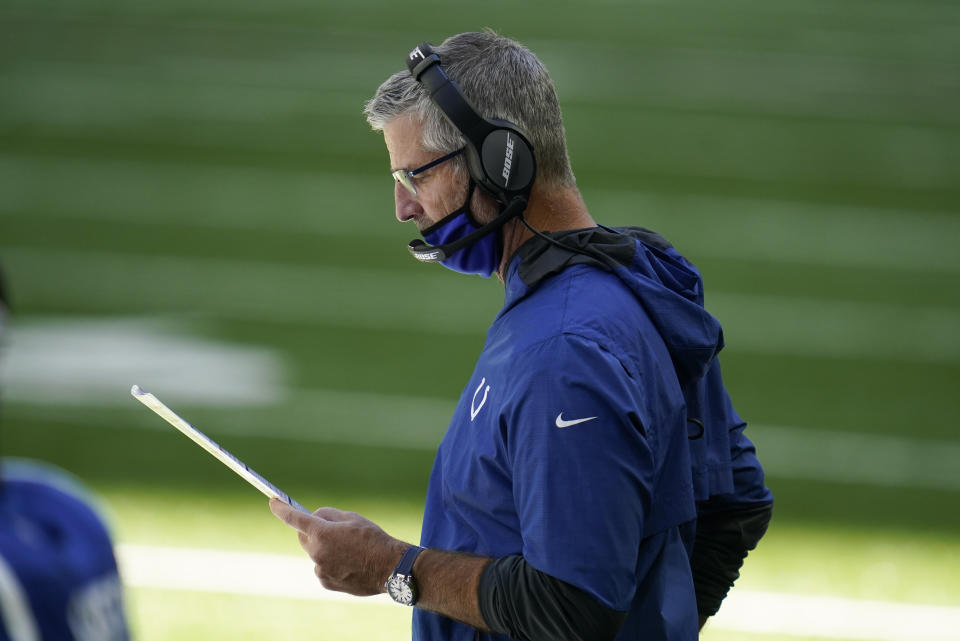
left=394, top=545, right=425, bottom=577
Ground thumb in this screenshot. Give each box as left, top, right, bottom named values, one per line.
left=270, top=497, right=320, bottom=534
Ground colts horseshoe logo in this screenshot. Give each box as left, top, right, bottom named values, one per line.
left=470, top=377, right=490, bottom=421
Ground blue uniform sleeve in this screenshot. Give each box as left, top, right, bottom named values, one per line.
left=499, top=333, right=691, bottom=611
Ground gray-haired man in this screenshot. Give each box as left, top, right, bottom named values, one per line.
left=272, top=30, right=771, bottom=641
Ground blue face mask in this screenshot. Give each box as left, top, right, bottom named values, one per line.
left=419, top=182, right=503, bottom=278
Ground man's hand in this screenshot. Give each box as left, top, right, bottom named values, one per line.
left=271, top=498, right=491, bottom=629
left=269, top=498, right=408, bottom=597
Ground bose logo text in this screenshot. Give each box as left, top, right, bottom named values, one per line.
left=409, top=47, right=425, bottom=62
left=413, top=249, right=441, bottom=261
left=501, top=134, right=514, bottom=183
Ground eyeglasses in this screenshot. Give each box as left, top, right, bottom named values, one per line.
left=392, top=147, right=464, bottom=197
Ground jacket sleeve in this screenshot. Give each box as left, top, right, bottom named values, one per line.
left=692, top=417, right=774, bottom=616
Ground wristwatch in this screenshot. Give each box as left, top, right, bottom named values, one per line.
left=385, top=545, right=425, bottom=606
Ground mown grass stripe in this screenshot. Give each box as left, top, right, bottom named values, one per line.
left=3, top=43, right=956, bottom=127
left=3, top=154, right=958, bottom=273
left=6, top=388, right=958, bottom=491
left=3, top=247, right=958, bottom=362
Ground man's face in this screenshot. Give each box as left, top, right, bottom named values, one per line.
left=383, top=115, right=468, bottom=232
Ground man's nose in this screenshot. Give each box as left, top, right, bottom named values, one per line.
left=395, top=180, right=423, bottom=223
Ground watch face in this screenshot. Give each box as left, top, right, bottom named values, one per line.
left=387, top=574, right=416, bottom=606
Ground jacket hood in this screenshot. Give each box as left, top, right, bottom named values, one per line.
left=505, top=226, right=724, bottom=384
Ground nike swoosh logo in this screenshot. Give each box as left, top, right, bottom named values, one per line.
left=555, top=413, right=598, bottom=429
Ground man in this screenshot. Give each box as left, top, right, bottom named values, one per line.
left=270, top=31, right=771, bottom=640
left=0, top=270, right=131, bottom=641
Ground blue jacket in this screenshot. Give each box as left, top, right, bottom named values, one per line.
left=414, top=226, right=768, bottom=641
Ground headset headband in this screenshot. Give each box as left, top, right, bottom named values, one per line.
left=406, top=42, right=536, bottom=203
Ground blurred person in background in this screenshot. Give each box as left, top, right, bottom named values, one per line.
left=0, top=268, right=130, bottom=641
left=271, top=31, right=771, bottom=640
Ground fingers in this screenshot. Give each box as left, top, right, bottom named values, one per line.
left=313, top=506, right=353, bottom=522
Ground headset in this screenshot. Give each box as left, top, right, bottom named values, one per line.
left=405, top=42, right=537, bottom=263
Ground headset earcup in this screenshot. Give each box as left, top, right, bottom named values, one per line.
left=407, top=43, right=537, bottom=201
left=479, top=128, right=536, bottom=197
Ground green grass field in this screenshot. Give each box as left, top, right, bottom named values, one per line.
left=1, top=1, right=958, bottom=639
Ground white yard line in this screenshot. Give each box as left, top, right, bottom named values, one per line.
left=117, top=543, right=392, bottom=606
left=708, top=588, right=960, bottom=641
left=116, top=543, right=960, bottom=641
left=0, top=318, right=285, bottom=406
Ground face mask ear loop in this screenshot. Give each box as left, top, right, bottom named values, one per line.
left=461, top=180, right=480, bottom=226
left=419, top=179, right=479, bottom=237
